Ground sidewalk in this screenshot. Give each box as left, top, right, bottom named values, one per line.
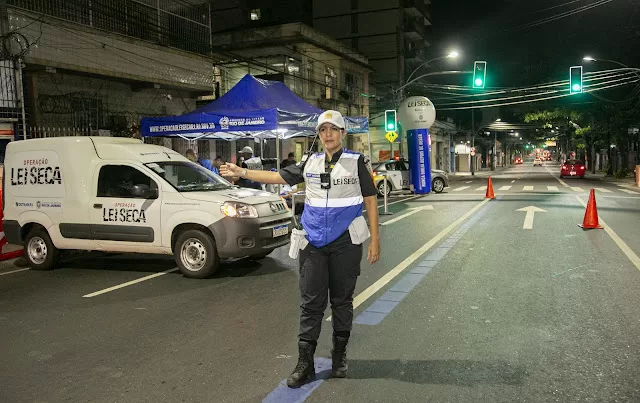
left=589, top=170, right=639, bottom=187
left=448, top=166, right=510, bottom=181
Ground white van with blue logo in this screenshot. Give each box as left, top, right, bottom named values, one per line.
left=2, top=137, right=291, bottom=278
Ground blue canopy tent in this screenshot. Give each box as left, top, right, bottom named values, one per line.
left=140, top=74, right=370, bottom=167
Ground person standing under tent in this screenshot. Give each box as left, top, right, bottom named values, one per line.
left=220, top=110, right=380, bottom=388
left=236, top=146, right=278, bottom=190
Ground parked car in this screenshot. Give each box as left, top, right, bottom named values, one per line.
left=560, top=159, right=586, bottom=178
left=372, top=159, right=450, bottom=196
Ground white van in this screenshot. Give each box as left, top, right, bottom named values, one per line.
left=2, top=137, right=291, bottom=278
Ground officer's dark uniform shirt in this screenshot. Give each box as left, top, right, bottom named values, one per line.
left=279, top=149, right=377, bottom=197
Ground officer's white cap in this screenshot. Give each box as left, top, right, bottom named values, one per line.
left=316, top=110, right=346, bottom=131
left=240, top=146, right=254, bottom=154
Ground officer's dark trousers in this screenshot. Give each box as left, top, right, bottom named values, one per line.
left=298, top=231, right=362, bottom=341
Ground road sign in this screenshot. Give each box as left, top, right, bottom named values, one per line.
left=470, top=147, right=476, bottom=156
left=385, top=131, right=398, bottom=143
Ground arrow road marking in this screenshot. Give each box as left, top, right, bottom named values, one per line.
left=380, top=205, right=434, bottom=226
left=516, top=206, right=547, bottom=230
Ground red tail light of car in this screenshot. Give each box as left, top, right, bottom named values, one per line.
left=580, top=166, right=585, bottom=170
left=561, top=165, right=568, bottom=170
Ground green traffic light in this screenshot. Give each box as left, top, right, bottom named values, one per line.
left=572, top=83, right=581, bottom=92
left=475, top=78, right=483, bottom=87
left=387, top=123, right=394, bottom=130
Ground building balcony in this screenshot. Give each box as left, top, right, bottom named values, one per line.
left=404, top=48, right=425, bottom=62
left=404, top=16, right=428, bottom=40
left=403, top=0, right=432, bottom=22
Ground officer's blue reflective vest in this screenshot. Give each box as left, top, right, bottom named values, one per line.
left=301, top=149, right=363, bottom=248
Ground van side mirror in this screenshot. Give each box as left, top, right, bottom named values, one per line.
left=132, top=184, right=157, bottom=199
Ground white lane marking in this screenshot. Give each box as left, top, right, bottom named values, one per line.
left=82, top=268, right=179, bottom=298
left=367, top=195, right=421, bottom=213
left=498, top=186, right=512, bottom=191
left=547, top=186, right=559, bottom=191
left=466, top=181, right=472, bottom=184
left=575, top=196, right=640, bottom=273
left=453, top=186, right=470, bottom=192
left=511, top=180, right=516, bottom=183
left=620, top=189, right=640, bottom=194
left=570, top=187, right=584, bottom=192
left=594, top=188, right=612, bottom=193
left=380, top=205, right=434, bottom=226
left=547, top=167, right=569, bottom=187
left=0, top=268, right=30, bottom=276
left=476, top=186, right=487, bottom=191
left=523, top=186, right=534, bottom=191
left=327, top=198, right=492, bottom=321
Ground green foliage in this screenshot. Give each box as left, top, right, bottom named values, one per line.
left=615, top=168, right=630, bottom=179
left=524, top=108, right=582, bottom=124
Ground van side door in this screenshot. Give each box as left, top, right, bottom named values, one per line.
left=89, top=164, right=162, bottom=247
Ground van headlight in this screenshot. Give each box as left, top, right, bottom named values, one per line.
left=221, top=202, right=258, bottom=218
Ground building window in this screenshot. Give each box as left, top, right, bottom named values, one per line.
left=325, top=67, right=336, bottom=100
left=287, top=58, right=303, bottom=95
left=250, top=9, right=261, bottom=20
left=305, top=62, right=315, bottom=96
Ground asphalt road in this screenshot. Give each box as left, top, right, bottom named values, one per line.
left=1, top=161, right=640, bottom=403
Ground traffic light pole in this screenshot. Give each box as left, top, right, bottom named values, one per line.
left=471, top=106, right=475, bottom=176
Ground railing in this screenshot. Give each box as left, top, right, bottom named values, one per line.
left=29, top=126, right=93, bottom=138
left=7, top=0, right=212, bottom=56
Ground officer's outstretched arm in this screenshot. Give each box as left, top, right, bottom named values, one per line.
left=220, top=163, right=287, bottom=185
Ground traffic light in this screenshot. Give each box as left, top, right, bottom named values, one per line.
left=473, top=61, right=487, bottom=89
left=569, top=66, right=583, bottom=93
left=385, top=109, right=397, bottom=131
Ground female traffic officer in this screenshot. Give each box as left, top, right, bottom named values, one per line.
left=219, top=110, right=380, bottom=388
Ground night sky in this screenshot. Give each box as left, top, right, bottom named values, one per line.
left=430, top=0, right=640, bottom=87
left=426, top=0, right=640, bottom=124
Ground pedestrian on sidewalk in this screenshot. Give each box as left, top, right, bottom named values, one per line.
left=219, top=110, right=380, bottom=388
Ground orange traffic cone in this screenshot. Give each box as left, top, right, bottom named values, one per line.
left=579, top=189, right=603, bottom=229
left=485, top=177, right=495, bottom=199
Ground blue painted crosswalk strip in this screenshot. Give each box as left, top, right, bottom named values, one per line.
left=262, top=358, right=332, bottom=403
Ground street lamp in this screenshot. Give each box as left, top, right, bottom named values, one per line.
left=583, top=56, right=640, bottom=76
left=405, top=51, right=460, bottom=84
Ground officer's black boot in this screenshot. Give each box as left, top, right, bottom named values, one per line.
left=331, top=335, right=349, bottom=378
left=286, top=340, right=316, bottom=388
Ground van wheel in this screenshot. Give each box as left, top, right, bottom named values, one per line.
left=25, top=228, right=59, bottom=271
left=249, top=249, right=275, bottom=260
left=174, top=230, right=220, bottom=279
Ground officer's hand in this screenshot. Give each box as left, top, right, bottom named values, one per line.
left=220, top=163, right=241, bottom=178
left=367, top=239, right=380, bottom=265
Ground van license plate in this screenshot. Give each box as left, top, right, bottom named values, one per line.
left=273, top=224, right=288, bottom=237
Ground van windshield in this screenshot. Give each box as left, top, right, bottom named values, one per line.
left=145, top=161, right=234, bottom=192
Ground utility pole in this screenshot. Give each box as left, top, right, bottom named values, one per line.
left=492, top=131, right=497, bottom=171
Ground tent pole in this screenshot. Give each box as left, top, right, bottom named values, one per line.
left=260, top=133, right=264, bottom=158
left=276, top=131, right=281, bottom=195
